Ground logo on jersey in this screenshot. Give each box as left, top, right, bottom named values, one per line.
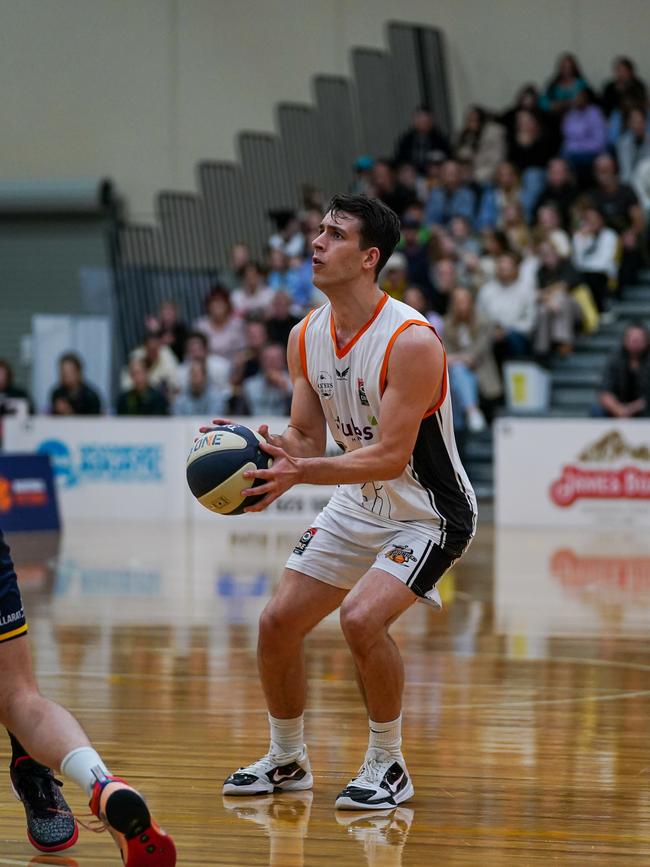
left=384, top=545, right=417, bottom=566
left=335, top=366, right=350, bottom=382
left=293, top=527, right=318, bottom=555
left=335, top=415, right=374, bottom=442
left=357, top=378, right=369, bottom=406
left=316, top=371, right=334, bottom=400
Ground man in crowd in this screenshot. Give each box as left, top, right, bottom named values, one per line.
left=241, top=343, right=293, bottom=416
left=426, top=160, right=477, bottom=228
left=394, top=107, right=450, bottom=173
left=173, top=359, right=230, bottom=416
left=598, top=322, right=650, bottom=417
left=116, top=358, right=169, bottom=416
left=477, top=251, right=537, bottom=362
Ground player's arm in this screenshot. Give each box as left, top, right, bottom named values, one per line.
left=243, top=326, right=444, bottom=510
left=258, top=322, right=327, bottom=458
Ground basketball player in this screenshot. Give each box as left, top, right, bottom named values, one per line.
left=0, top=528, right=176, bottom=863
left=215, top=194, right=477, bottom=810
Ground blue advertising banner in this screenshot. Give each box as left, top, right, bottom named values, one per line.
left=0, top=454, right=60, bottom=532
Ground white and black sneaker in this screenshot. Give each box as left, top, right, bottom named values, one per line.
left=223, top=747, right=313, bottom=796
left=335, top=749, right=414, bottom=810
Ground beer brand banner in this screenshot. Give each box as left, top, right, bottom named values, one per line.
left=495, top=418, right=650, bottom=527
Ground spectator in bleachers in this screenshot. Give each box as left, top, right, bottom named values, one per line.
left=195, top=285, right=247, bottom=359
left=455, top=105, right=506, bottom=184
left=350, top=155, right=375, bottom=196
left=601, top=57, right=647, bottom=117
left=477, top=251, right=537, bottom=362
left=122, top=330, right=179, bottom=397
left=448, top=215, right=482, bottom=286
left=598, top=322, right=650, bottom=417
left=508, top=109, right=556, bottom=175
left=478, top=161, right=528, bottom=227
left=560, top=89, right=608, bottom=183
left=589, top=153, right=645, bottom=287
left=50, top=352, right=101, bottom=416
left=0, top=359, right=32, bottom=413
left=571, top=205, right=619, bottom=311
left=231, top=318, right=269, bottom=393
left=430, top=257, right=459, bottom=316
left=403, top=286, right=444, bottom=333
left=534, top=240, right=582, bottom=358
left=266, top=291, right=300, bottom=347
left=370, top=159, right=416, bottom=218
left=145, top=299, right=187, bottom=362
left=397, top=216, right=434, bottom=295
left=501, top=84, right=543, bottom=145
left=177, top=331, right=231, bottom=394
left=396, top=162, right=425, bottom=205
left=116, top=358, right=168, bottom=416
left=616, top=107, right=650, bottom=184
left=535, top=158, right=579, bottom=227
left=502, top=201, right=533, bottom=257
left=443, top=287, right=502, bottom=432
left=470, top=227, right=512, bottom=289
left=380, top=252, right=409, bottom=302
left=426, top=159, right=477, bottom=228
left=534, top=203, right=572, bottom=257
left=241, top=343, right=292, bottom=416
left=232, top=262, right=275, bottom=317
left=172, top=359, right=230, bottom=417
left=540, top=53, right=589, bottom=115
left=220, top=242, right=251, bottom=292
left=268, top=210, right=305, bottom=258
left=394, top=107, right=450, bottom=174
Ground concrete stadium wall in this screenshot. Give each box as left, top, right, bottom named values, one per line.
left=2, top=0, right=649, bottom=220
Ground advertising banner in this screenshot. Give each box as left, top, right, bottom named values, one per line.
left=495, top=418, right=650, bottom=527
left=0, top=454, right=60, bottom=531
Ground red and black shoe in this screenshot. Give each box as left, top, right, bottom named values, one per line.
left=10, top=757, right=79, bottom=853
left=89, top=773, right=176, bottom=866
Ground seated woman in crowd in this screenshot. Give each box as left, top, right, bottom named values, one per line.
left=477, top=161, right=528, bottom=227
left=116, top=358, right=168, bottom=416
left=455, top=105, right=506, bottom=184
left=533, top=240, right=583, bottom=358
left=571, top=205, right=619, bottom=311
left=540, top=53, right=589, bottom=115
left=172, top=359, right=230, bottom=417
left=194, top=285, right=247, bottom=360
left=145, top=299, right=187, bottom=362
left=443, top=287, right=502, bottom=432
left=231, top=262, right=275, bottom=317
left=534, top=203, right=571, bottom=258
left=560, top=89, right=608, bottom=184
left=597, top=322, right=650, bottom=418
left=50, top=353, right=101, bottom=416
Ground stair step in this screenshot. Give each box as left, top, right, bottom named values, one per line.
left=552, top=370, right=602, bottom=388
left=610, top=301, right=650, bottom=319
left=552, top=387, right=596, bottom=407
left=550, top=352, right=607, bottom=371
left=467, top=462, right=493, bottom=484
left=575, top=335, right=619, bottom=352
left=463, top=439, right=493, bottom=461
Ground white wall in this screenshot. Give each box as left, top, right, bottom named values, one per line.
left=2, top=0, right=650, bottom=220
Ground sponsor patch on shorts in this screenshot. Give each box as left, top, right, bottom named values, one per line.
left=293, top=528, right=318, bottom=555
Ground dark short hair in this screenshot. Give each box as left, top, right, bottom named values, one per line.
left=205, top=284, right=232, bottom=313
left=326, top=194, right=401, bottom=278
left=186, top=330, right=208, bottom=350
left=59, top=352, right=82, bottom=372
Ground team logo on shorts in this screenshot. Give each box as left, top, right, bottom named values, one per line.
left=384, top=545, right=417, bottom=566
left=357, top=378, right=369, bottom=406
left=317, top=371, right=334, bottom=400
left=293, top=527, right=318, bottom=555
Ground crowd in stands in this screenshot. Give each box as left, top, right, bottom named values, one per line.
left=2, top=52, right=650, bottom=430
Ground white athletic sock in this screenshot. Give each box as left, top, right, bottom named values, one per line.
left=368, top=714, right=402, bottom=756
left=60, top=747, right=110, bottom=797
left=268, top=713, right=304, bottom=758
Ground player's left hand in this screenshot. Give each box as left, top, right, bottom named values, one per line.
left=241, top=440, right=304, bottom=512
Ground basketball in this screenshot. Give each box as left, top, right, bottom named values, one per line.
left=186, top=423, right=273, bottom=515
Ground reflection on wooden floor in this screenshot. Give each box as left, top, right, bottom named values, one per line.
left=1, top=517, right=650, bottom=865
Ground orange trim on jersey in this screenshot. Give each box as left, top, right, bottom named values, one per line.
left=329, top=292, right=389, bottom=359
left=298, top=309, right=316, bottom=383
left=379, top=319, right=447, bottom=417
left=0, top=623, right=28, bottom=642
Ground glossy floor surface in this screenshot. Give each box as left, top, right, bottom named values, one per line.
left=1, top=514, right=649, bottom=865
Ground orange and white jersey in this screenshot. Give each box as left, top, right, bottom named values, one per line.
left=299, top=293, right=477, bottom=546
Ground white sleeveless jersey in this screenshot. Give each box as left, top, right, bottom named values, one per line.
left=300, top=293, right=477, bottom=548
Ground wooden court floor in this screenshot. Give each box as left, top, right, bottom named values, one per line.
left=1, top=516, right=649, bottom=865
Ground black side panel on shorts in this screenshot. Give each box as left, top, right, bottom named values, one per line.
left=411, top=413, right=475, bottom=549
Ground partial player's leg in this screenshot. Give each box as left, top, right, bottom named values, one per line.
left=336, top=568, right=418, bottom=810
left=223, top=567, right=348, bottom=796
left=0, top=528, right=175, bottom=864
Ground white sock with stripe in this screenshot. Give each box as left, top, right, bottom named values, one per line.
left=368, top=714, right=402, bottom=757
left=60, top=747, right=111, bottom=796
left=268, top=713, right=304, bottom=758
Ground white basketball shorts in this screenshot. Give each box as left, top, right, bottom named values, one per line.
left=284, top=504, right=473, bottom=609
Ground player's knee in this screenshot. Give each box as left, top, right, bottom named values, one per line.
left=339, top=600, right=376, bottom=653
left=258, top=602, right=294, bottom=647
left=0, top=683, right=37, bottom=726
